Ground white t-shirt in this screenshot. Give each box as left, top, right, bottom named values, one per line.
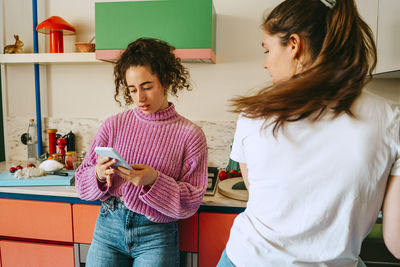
left=227, top=91, right=400, bottom=267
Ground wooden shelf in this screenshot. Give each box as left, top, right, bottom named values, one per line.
left=0, top=52, right=107, bottom=64
left=96, top=49, right=216, bottom=64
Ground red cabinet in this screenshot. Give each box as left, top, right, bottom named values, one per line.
left=72, top=204, right=199, bottom=252
left=0, top=198, right=236, bottom=266
left=0, top=199, right=74, bottom=267
left=179, top=213, right=198, bottom=252
left=72, top=204, right=101, bottom=244
left=0, top=199, right=73, bottom=242
left=0, top=240, right=74, bottom=267
left=198, top=212, right=237, bottom=267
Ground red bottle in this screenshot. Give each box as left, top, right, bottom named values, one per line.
left=46, top=129, right=58, bottom=156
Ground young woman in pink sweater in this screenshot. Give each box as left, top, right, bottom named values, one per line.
left=75, top=38, right=208, bottom=267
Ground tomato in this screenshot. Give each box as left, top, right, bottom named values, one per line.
left=218, top=170, right=229, bottom=181
left=9, top=167, right=17, bottom=173
left=27, top=163, right=36, bottom=168
left=16, top=165, right=23, bottom=170
left=229, top=169, right=239, bottom=177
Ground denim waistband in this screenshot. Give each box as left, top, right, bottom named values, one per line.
left=102, top=196, right=126, bottom=211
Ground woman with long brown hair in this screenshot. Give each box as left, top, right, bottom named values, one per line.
left=217, top=0, right=400, bottom=266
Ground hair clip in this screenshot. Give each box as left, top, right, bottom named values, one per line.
left=320, top=0, right=336, bottom=8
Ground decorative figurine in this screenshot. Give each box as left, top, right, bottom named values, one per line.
left=3, top=35, right=24, bottom=54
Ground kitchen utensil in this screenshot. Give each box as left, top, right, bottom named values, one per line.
left=232, top=181, right=246, bottom=190
left=62, top=131, right=75, bottom=151
left=46, top=171, right=68, bottom=176
left=57, top=138, right=67, bottom=161
left=218, top=177, right=248, bottom=201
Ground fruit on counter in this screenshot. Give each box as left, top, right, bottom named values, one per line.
left=218, top=170, right=229, bottom=181
left=27, top=163, right=36, bottom=168
left=9, top=167, right=17, bottom=173
left=16, top=165, right=23, bottom=170
left=229, top=169, right=239, bottom=177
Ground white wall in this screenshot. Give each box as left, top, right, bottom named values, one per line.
left=2, top=0, right=400, bottom=122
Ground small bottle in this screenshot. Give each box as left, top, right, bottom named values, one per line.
left=78, top=151, right=87, bottom=166
left=27, top=119, right=38, bottom=162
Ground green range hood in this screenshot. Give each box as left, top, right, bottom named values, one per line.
left=95, top=0, right=216, bottom=63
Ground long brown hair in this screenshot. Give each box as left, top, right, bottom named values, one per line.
left=114, top=38, right=191, bottom=106
left=232, top=0, right=377, bottom=134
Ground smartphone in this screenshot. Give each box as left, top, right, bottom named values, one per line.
left=94, top=147, right=133, bottom=170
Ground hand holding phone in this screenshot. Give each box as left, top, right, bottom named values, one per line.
left=94, top=147, right=133, bottom=170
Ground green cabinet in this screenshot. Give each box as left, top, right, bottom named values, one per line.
left=95, top=0, right=216, bottom=63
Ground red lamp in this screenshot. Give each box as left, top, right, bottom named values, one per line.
left=36, top=16, right=76, bottom=53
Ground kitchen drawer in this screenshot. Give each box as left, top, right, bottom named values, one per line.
left=72, top=204, right=100, bottom=244
left=0, top=199, right=73, bottom=242
left=199, top=212, right=237, bottom=267
left=179, top=213, right=198, bottom=252
left=0, top=240, right=74, bottom=267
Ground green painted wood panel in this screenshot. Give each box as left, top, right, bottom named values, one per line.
left=95, top=0, right=215, bottom=51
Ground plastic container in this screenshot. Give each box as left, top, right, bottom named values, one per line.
left=27, top=119, right=38, bottom=162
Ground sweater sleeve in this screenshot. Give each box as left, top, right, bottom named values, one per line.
left=138, top=129, right=208, bottom=219
left=75, top=119, right=112, bottom=201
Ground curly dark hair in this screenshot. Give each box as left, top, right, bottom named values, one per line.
left=113, top=38, right=192, bottom=106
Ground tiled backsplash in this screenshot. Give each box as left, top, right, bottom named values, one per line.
left=7, top=117, right=237, bottom=168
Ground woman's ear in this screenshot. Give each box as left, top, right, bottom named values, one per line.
left=163, top=85, right=169, bottom=96
left=288, top=33, right=302, bottom=59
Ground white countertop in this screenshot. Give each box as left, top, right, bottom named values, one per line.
left=0, top=161, right=247, bottom=208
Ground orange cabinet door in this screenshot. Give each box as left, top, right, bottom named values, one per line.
left=198, top=212, right=237, bottom=267
left=72, top=204, right=101, bottom=244
left=0, top=199, right=73, bottom=242
left=178, top=213, right=198, bottom=252
left=0, top=240, right=74, bottom=267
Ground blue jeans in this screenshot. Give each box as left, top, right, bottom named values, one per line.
left=216, top=248, right=367, bottom=267
left=86, top=197, right=179, bottom=267
left=217, top=249, right=235, bottom=267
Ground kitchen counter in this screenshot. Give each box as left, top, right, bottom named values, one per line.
left=0, top=161, right=246, bottom=209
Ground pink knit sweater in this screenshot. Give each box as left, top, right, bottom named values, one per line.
left=75, top=104, right=208, bottom=223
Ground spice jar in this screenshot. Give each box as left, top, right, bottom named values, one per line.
left=52, top=153, right=62, bottom=163
left=65, top=152, right=73, bottom=170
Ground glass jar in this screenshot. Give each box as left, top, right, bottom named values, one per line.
left=65, top=152, right=73, bottom=170
left=52, top=153, right=62, bottom=163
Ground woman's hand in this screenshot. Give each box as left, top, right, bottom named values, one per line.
left=95, top=156, right=117, bottom=187
left=115, top=164, right=159, bottom=187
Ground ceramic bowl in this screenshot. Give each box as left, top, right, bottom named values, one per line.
left=75, top=42, right=95, bottom=52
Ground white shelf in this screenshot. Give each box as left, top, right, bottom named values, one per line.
left=0, top=52, right=106, bottom=64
